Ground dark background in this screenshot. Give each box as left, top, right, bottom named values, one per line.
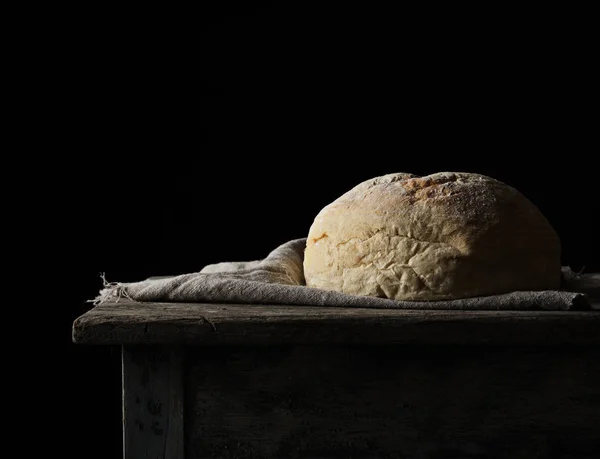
left=44, top=2, right=598, bottom=457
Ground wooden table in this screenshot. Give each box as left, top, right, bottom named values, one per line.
left=73, top=300, right=600, bottom=459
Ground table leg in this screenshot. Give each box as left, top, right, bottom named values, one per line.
left=122, top=345, right=184, bottom=459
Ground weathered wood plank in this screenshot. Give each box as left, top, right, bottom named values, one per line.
left=73, top=300, right=600, bottom=345
left=122, top=345, right=184, bottom=459
left=185, top=344, right=600, bottom=459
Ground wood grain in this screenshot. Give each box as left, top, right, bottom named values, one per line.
left=73, top=300, right=600, bottom=345
left=122, top=345, right=183, bottom=459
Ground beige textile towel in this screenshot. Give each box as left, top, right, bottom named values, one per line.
left=95, top=239, right=596, bottom=311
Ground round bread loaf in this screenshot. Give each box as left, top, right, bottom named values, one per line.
left=304, top=172, right=561, bottom=300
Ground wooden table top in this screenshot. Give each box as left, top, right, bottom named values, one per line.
left=72, top=299, right=600, bottom=346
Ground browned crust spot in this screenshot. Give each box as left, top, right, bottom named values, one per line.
left=312, top=233, right=329, bottom=244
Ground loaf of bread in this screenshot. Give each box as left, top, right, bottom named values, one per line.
left=304, top=172, right=561, bottom=300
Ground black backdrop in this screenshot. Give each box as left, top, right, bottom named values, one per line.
left=52, top=3, right=598, bottom=458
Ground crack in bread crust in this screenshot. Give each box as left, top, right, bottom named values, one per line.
left=335, top=229, right=462, bottom=254
left=334, top=232, right=446, bottom=295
